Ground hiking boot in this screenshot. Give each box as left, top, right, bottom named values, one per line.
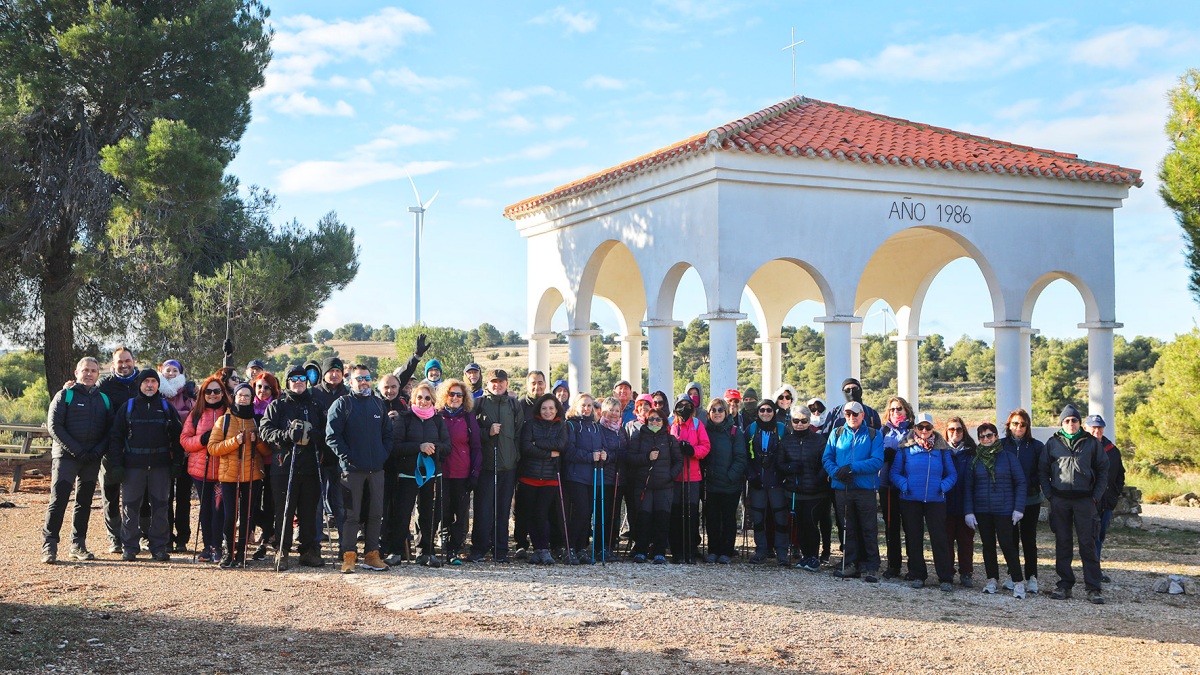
left=341, top=551, right=357, bottom=574
left=252, top=545, right=268, bottom=561
left=41, top=547, right=57, bottom=564
left=1087, top=590, right=1105, bottom=605
left=1013, top=581, right=1026, bottom=599
left=362, top=550, right=388, bottom=571
left=863, top=573, right=879, bottom=583
left=541, top=550, right=557, bottom=565
left=749, top=551, right=767, bottom=564
left=1100, top=573, right=1112, bottom=583
left=122, top=551, right=138, bottom=562
left=219, top=554, right=234, bottom=569
left=833, top=564, right=860, bottom=579
left=514, top=547, right=529, bottom=560
left=777, top=556, right=790, bottom=567
left=652, top=555, right=667, bottom=565
left=275, top=552, right=291, bottom=572
left=632, top=553, right=647, bottom=563
left=298, top=549, right=325, bottom=567
left=704, top=553, right=717, bottom=563
left=152, top=551, right=171, bottom=562
left=426, top=554, right=443, bottom=569
left=197, top=547, right=216, bottom=563
left=384, top=553, right=406, bottom=567
left=959, top=574, right=973, bottom=588
left=910, top=580, right=925, bottom=589
left=717, top=555, right=732, bottom=565
left=68, top=547, right=95, bottom=562
left=982, top=579, right=998, bottom=594
left=108, top=541, right=122, bottom=554
left=883, top=568, right=902, bottom=580
left=1051, top=587, right=1072, bottom=600
left=1027, top=576, right=1039, bottom=594
left=173, top=542, right=188, bottom=553
left=940, top=582, right=954, bottom=593
left=576, top=551, right=593, bottom=565
left=466, top=551, right=485, bottom=563
left=605, top=552, right=620, bottom=563
left=564, top=553, right=580, bottom=566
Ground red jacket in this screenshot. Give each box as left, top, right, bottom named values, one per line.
left=671, top=416, right=711, bottom=482
left=181, top=407, right=223, bottom=481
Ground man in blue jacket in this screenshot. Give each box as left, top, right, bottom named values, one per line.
left=42, top=357, right=113, bottom=563
left=326, top=364, right=393, bottom=574
left=822, top=401, right=885, bottom=582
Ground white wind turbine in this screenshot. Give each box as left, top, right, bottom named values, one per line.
left=406, top=173, right=438, bottom=325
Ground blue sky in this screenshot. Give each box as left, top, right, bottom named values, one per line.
left=227, top=1, right=1200, bottom=344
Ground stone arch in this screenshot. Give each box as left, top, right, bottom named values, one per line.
left=740, top=258, right=831, bottom=397
left=654, top=260, right=705, bottom=321
left=1021, top=271, right=1100, bottom=324
left=532, top=286, right=566, bottom=336
left=575, top=240, right=647, bottom=333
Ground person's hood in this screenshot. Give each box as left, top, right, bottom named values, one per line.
left=302, top=360, right=323, bottom=387
left=772, top=384, right=799, bottom=406
left=684, top=381, right=703, bottom=400
left=900, top=429, right=951, bottom=451
left=552, top=379, right=569, bottom=394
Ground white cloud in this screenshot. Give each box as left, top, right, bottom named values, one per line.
left=585, top=75, right=628, bottom=90
left=543, top=115, right=574, bottom=131
left=273, top=93, right=355, bottom=117
left=518, top=138, right=590, bottom=160
left=494, top=115, right=538, bottom=133
left=1068, top=26, right=1172, bottom=68
left=373, top=67, right=470, bottom=92
left=352, top=125, right=457, bottom=157
left=495, top=85, right=560, bottom=107
left=652, top=0, right=736, bottom=20
left=259, top=8, right=434, bottom=115
left=816, top=24, right=1051, bottom=82
left=994, top=99, right=1042, bottom=121
left=460, top=197, right=496, bottom=208
left=531, top=7, right=598, bottom=34
left=500, top=165, right=602, bottom=188
left=277, top=159, right=455, bottom=194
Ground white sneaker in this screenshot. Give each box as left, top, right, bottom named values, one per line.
left=1027, top=577, right=1039, bottom=594
left=1013, top=581, right=1026, bottom=599
left=982, top=579, right=998, bottom=594
left=1002, top=578, right=1014, bottom=591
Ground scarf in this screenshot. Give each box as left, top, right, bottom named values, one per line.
left=411, top=404, right=435, bottom=420
left=442, top=406, right=462, bottom=416
left=112, top=367, right=139, bottom=384
left=158, top=374, right=188, bottom=399
left=974, top=441, right=1001, bottom=482
left=600, top=415, right=622, bottom=433
left=253, top=396, right=273, bottom=416
left=1057, top=428, right=1088, bottom=451
left=230, top=402, right=255, bottom=420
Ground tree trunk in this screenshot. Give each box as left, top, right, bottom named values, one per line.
left=41, top=230, right=77, bottom=396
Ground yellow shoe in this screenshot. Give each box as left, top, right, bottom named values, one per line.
left=341, top=551, right=357, bottom=574
left=362, top=550, right=388, bottom=571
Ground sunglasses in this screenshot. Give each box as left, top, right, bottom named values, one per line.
left=646, top=417, right=663, bottom=423
left=204, top=388, right=223, bottom=395
left=792, top=418, right=808, bottom=424
left=448, top=392, right=464, bottom=398
left=946, top=426, right=963, bottom=433
left=709, top=407, right=726, bottom=413
left=758, top=408, right=774, bottom=414
left=415, top=395, right=433, bottom=402
left=779, top=394, right=792, bottom=400
left=353, top=375, right=372, bottom=383
left=888, top=406, right=905, bottom=412
left=845, top=411, right=862, bottom=417
left=286, top=375, right=306, bottom=383
left=979, top=432, right=997, bottom=440
left=916, top=424, right=934, bottom=432
left=1010, top=421, right=1028, bottom=427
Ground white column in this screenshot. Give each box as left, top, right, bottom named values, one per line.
left=641, top=319, right=681, bottom=397
left=564, top=329, right=600, bottom=396
left=891, top=334, right=924, bottom=411
left=1020, top=327, right=1038, bottom=413
left=756, top=336, right=786, bottom=399
left=1080, top=321, right=1122, bottom=421
left=701, top=312, right=746, bottom=404
left=817, top=316, right=862, bottom=403
left=619, top=334, right=644, bottom=390
left=850, top=321, right=865, bottom=380
left=987, top=321, right=1027, bottom=424
left=528, top=332, right=554, bottom=376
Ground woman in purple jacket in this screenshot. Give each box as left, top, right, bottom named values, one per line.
left=437, top=379, right=481, bottom=565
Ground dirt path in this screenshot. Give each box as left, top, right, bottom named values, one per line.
left=2, top=490, right=1197, bottom=674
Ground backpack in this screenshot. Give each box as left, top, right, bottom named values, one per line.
left=65, top=388, right=110, bottom=410
left=833, top=425, right=877, bottom=443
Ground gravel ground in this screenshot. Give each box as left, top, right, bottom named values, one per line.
left=2, top=484, right=1198, bottom=674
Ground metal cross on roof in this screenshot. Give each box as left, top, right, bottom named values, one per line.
left=782, top=27, right=804, bottom=97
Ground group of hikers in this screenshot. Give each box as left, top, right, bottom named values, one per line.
left=41, top=335, right=1124, bottom=604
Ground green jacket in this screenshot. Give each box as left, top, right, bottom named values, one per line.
left=474, top=392, right=523, bottom=472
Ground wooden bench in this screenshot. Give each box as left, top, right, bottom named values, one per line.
left=0, top=423, right=52, bottom=493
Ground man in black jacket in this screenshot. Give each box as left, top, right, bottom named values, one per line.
left=107, top=369, right=183, bottom=562
left=98, top=346, right=141, bottom=553
left=1087, top=414, right=1124, bottom=583
left=42, top=357, right=112, bottom=563
left=1040, top=404, right=1109, bottom=604
left=261, top=364, right=330, bottom=571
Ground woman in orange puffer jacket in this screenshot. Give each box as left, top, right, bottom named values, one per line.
left=208, top=383, right=271, bottom=568
left=181, top=375, right=228, bottom=562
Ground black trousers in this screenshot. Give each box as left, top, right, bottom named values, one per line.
left=441, top=477, right=471, bottom=554
left=977, top=513, right=1023, bottom=582
left=670, top=480, right=702, bottom=561
left=899, top=499, right=953, bottom=583
left=522, top=483, right=559, bottom=550
left=253, top=463, right=274, bottom=546
left=748, top=487, right=789, bottom=556
left=393, top=478, right=440, bottom=556
left=835, top=489, right=880, bottom=572
left=879, top=486, right=905, bottom=572
left=564, top=480, right=594, bottom=554
left=796, top=496, right=829, bottom=560
left=704, top=491, right=740, bottom=558
left=1012, top=500, right=1041, bottom=580
left=633, top=486, right=672, bottom=556
left=1049, top=496, right=1102, bottom=592
left=220, top=480, right=258, bottom=558
left=168, top=472, right=192, bottom=547
left=42, top=456, right=100, bottom=549
left=470, top=469, right=516, bottom=558
left=272, top=469, right=320, bottom=556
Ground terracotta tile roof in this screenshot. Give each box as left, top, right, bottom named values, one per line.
left=503, top=96, right=1142, bottom=219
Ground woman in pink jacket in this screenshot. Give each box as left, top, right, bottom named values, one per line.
left=670, top=394, right=710, bottom=563
left=179, top=374, right=227, bottom=562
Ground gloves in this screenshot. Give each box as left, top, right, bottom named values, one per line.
left=1012, top=511, right=1024, bottom=525
left=200, top=431, right=211, bottom=446
left=834, top=465, right=853, bottom=483
left=415, top=333, right=431, bottom=357
left=223, top=339, right=234, bottom=357
left=679, top=440, right=694, bottom=457
left=466, top=476, right=478, bottom=493
left=289, top=420, right=305, bottom=443
left=964, top=514, right=977, bottom=530
left=748, top=477, right=763, bottom=490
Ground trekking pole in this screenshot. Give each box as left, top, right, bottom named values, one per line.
left=683, top=456, right=691, bottom=564
left=599, top=463, right=606, bottom=567
left=789, top=491, right=796, bottom=563
left=236, top=430, right=248, bottom=568
left=555, top=462, right=572, bottom=563
left=275, top=446, right=296, bottom=571
left=493, top=443, right=499, bottom=559
left=591, top=463, right=598, bottom=564
left=223, top=262, right=234, bottom=369
left=192, top=449, right=209, bottom=562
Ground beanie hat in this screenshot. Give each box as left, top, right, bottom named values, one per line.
left=321, top=357, right=343, bottom=374
left=1059, top=404, right=1081, bottom=423
left=162, top=359, right=183, bottom=373
left=284, top=364, right=306, bottom=381
left=232, top=382, right=254, bottom=400
left=425, top=359, right=443, bottom=377
left=136, top=369, right=160, bottom=385
left=552, top=379, right=569, bottom=393
left=743, top=387, right=758, bottom=400
left=841, top=377, right=861, bottom=389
